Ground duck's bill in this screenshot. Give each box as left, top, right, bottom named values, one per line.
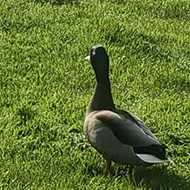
left=85, top=55, right=90, bottom=61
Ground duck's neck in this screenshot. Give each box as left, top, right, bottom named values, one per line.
left=86, top=81, right=115, bottom=115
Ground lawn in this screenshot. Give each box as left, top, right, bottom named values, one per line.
left=0, top=0, right=190, bottom=189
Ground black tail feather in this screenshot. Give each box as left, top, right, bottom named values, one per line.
left=133, top=144, right=167, bottom=159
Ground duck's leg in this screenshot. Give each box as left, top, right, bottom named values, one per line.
left=104, top=159, right=111, bottom=176
left=128, top=165, right=134, bottom=175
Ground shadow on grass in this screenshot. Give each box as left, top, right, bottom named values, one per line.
left=83, top=161, right=189, bottom=190
left=35, top=0, right=78, bottom=6
left=133, top=166, right=190, bottom=190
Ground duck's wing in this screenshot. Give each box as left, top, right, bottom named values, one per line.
left=118, top=110, right=158, bottom=141
left=96, top=110, right=160, bottom=147
left=96, top=110, right=168, bottom=160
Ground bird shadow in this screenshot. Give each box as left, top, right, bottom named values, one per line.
left=91, top=163, right=189, bottom=190
left=84, top=154, right=189, bottom=190
left=130, top=166, right=190, bottom=190
left=86, top=162, right=189, bottom=190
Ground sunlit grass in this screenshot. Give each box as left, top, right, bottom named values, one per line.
left=0, top=0, right=190, bottom=189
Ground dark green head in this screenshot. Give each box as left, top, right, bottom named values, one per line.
left=86, top=45, right=110, bottom=85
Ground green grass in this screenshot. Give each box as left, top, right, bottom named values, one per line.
left=0, top=0, right=190, bottom=189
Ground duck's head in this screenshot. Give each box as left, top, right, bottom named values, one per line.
left=85, top=45, right=110, bottom=84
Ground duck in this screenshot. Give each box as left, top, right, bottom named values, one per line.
left=84, top=45, right=172, bottom=175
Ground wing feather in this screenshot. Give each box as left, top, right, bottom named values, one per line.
left=96, top=110, right=161, bottom=147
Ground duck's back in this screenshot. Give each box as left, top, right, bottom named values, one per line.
left=84, top=110, right=166, bottom=165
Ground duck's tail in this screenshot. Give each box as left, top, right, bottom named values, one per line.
left=136, top=153, right=173, bottom=164
left=134, top=144, right=173, bottom=164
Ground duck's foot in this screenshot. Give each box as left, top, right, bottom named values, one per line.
left=118, top=165, right=134, bottom=176
left=104, top=159, right=111, bottom=176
